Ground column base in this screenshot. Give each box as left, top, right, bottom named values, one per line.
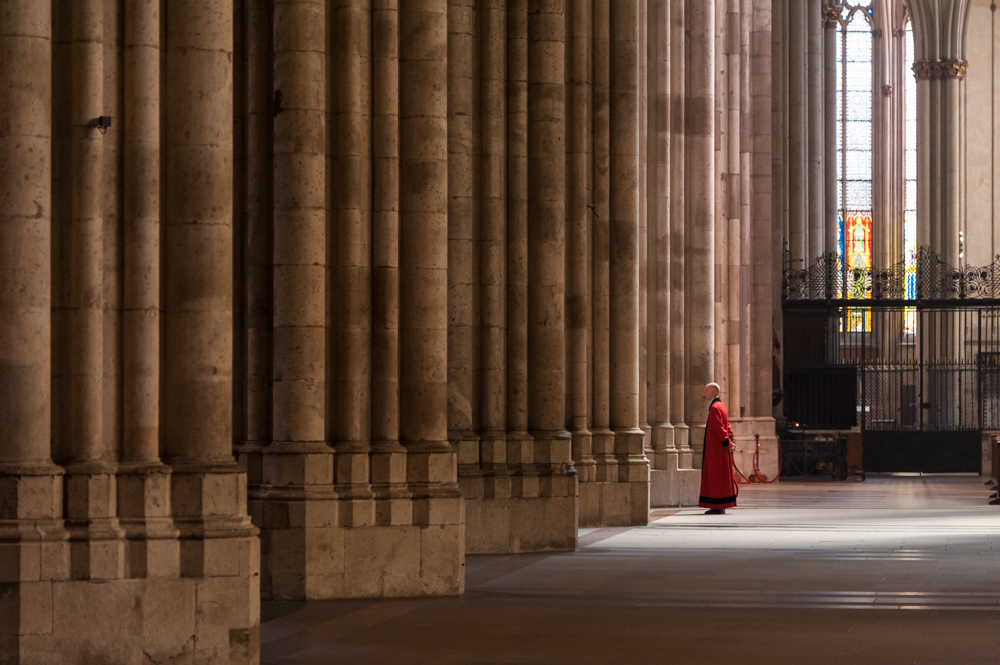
left=2, top=464, right=259, bottom=665
left=650, top=455, right=701, bottom=507
left=730, top=417, right=779, bottom=481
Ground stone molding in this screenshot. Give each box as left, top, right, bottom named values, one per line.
left=912, top=58, right=969, bottom=80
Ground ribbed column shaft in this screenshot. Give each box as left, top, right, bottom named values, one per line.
left=68, top=0, right=106, bottom=465
left=686, top=0, right=715, bottom=462
left=567, top=0, right=591, bottom=457
left=372, top=0, right=400, bottom=451
left=787, top=0, right=807, bottom=263
left=609, top=0, right=640, bottom=433
left=399, top=0, right=450, bottom=449
left=447, top=0, right=478, bottom=442
left=162, top=0, right=235, bottom=464
left=592, top=0, right=614, bottom=467
left=527, top=0, right=569, bottom=444
left=245, top=0, right=273, bottom=454
left=823, top=3, right=838, bottom=256
left=480, top=0, right=507, bottom=439
left=649, top=0, right=674, bottom=457
left=332, top=0, right=372, bottom=457
left=807, top=0, right=824, bottom=261
left=123, top=0, right=160, bottom=464
left=670, top=0, right=689, bottom=456
left=272, top=0, right=327, bottom=448
left=0, top=1, right=54, bottom=468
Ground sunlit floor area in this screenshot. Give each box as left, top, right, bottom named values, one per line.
left=261, top=476, right=1000, bottom=664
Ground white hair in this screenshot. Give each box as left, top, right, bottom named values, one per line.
left=705, top=382, right=721, bottom=397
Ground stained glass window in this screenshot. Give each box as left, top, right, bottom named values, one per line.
left=836, top=6, right=873, bottom=332
left=903, top=19, right=917, bottom=334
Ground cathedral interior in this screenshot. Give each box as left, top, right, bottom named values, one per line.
left=3, top=0, right=1000, bottom=663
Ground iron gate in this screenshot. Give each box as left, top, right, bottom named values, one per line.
left=781, top=247, right=1000, bottom=472
left=784, top=305, right=1000, bottom=432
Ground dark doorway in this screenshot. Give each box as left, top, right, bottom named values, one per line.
left=862, top=431, right=980, bottom=473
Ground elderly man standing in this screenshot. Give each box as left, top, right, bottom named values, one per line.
left=698, top=383, right=737, bottom=515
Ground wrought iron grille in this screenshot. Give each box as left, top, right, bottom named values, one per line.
left=783, top=246, right=1000, bottom=304
left=782, top=248, right=1000, bottom=433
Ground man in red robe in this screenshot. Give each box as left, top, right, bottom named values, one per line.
left=698, top=382, right=737, bottom=515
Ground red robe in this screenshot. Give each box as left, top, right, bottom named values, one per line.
left=698, top=397, right=737, bottom=509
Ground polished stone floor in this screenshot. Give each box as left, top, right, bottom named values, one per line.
left=261, top=475, right=1000, bottom=664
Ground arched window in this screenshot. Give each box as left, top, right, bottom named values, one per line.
left=903, top=15, right=917, bottom=333
left=835, top=4, right=874, bottom=330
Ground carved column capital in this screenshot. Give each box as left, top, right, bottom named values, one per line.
left=912, top=58, right=969, bottom=81
left=821, top=5, right=841, bottom=29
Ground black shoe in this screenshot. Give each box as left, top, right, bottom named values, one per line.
left=704, top=508, right=726, bottom=515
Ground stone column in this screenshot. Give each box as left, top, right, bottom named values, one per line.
left=261, top=0, right=335, bottom=600
left=371, top=0, right=408, bottom=523
left=725, top=0, right=742, bottom=415
left=399, top=2, right=463, bottom=583
left=592, top=0, right=618, bottom=484
left=527, top=0, right=573, bottom=479
left=0, top=3, right=69, bottom=654
left=807, top=0, right=825, bottom=260
left=163, top=1, right=258, bottom=656
left=752, top=0, right=774, bottom=417
left=686, top=0, right=715, bottom=465
left=568, top=0, right=594, bottom=482
left=649, top=0, right=674, bottom=464
left=670, top=0, right=691, bottom=463
left=241, top=0, right=274, bottom=487
left=448, top=0, right=480, bottom=474
left=331, top=0, right=374, bottom=515
left=119, top=0, right=179, bottom=580
left=823, top=3, right=839, bottom=256
left=507, top=0, right=535, bottom=488
left=479, top=0, right=509, bottom=499
left=609, top=0, right=649, bottom=525
left=787, top=0, right=807, bottom=264
left=637, top=0, right=650, bottom=449
left=63, top=0, right=124, bottom=582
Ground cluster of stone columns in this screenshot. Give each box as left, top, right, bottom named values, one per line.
left=1, top=0, right=258, bottom=662
left=447, top=0, right=778, bottom=538
left=1, top=0, right=785, bottom=659
left=238, top=0, right=464, bottom=601
left=908, top=0, right=970, bottom=267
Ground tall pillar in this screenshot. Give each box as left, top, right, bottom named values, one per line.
left=591, top=0, right=618, bottom=493
left=670, top=0, right=691, bottom=463
left=649, top=0, right=674, bottom=464
left=608, top=0, right=649, bottom=525
left=823, top=3, right=839, bottom=256
left=507, top=0, right=535, bottom=496
left=725, top=0, right=742, bottom=416
left=162, top=1, right=259, bottom=658
left=261, top=0, right=334, bottom=601
left=807, top=0, right=825, bottom=261
left=399, top=0, right=464, bottom=592
left=474, top=0, right=511, bottom=530
left=448, top=0, right=479, bottom=465
left=909, top=0, right=971, bottom=265
left=787, top=0, right=807, bottom=264
left=568, top=0, right=594, bottom=488
left=241, top=0, right=273, bottom=487
left=637, top=0, right=650, bottom=449
left=331, top=0, right=374, bottom=515
left=119, top=0, right=178, bottom=581
left=0, top=2, right=69, bottom=657
left=59, top=0, right=125, bottom=583
left=371, top=0, right=407, bottom=523
left=686, top=0, right=715, bottom=465
left=527, top=0, right=574, bottom=479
